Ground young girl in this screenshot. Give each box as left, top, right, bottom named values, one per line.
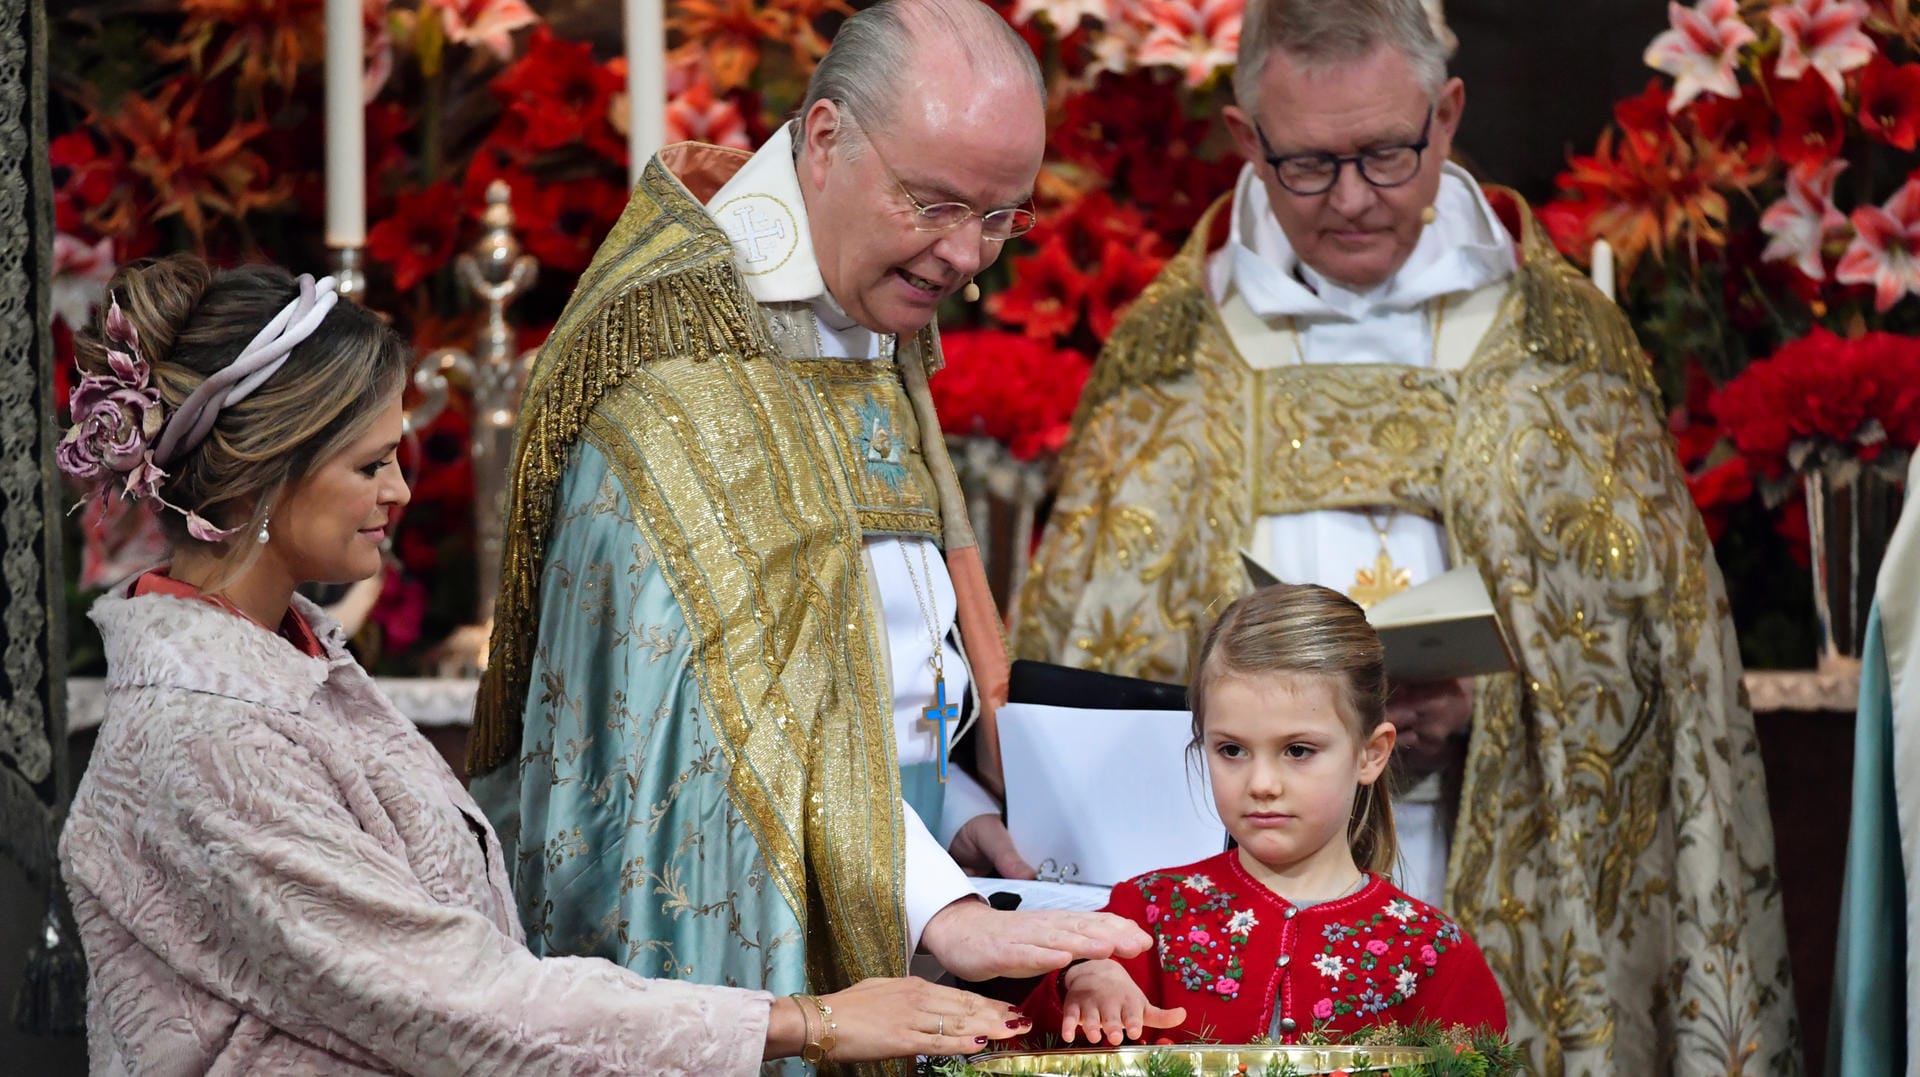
left=1022, top=583, right=1507, bottom=1046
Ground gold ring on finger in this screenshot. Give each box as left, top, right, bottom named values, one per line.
left=936, top=1015, right=945, bottom=1036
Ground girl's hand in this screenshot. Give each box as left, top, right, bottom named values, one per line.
left=769, top=976, right=1032, bottom=1062
left=1059, top=959, right=1187, bottom=1046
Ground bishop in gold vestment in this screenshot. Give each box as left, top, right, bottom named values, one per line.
left=1015, top=4, right=1800, bottom=1073
left=468, top=3, right=1149, bottom=1072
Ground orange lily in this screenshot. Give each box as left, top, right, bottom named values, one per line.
left=666, top=0, right=789, bottom=90
left=94, top=81, right=292, bottom=248
left=156, top=0, right=325, bottom=96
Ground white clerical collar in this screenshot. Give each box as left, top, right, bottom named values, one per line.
left=706, top=122, right=829, bottom=306
left=1213, top=160, right=1517, bottom=322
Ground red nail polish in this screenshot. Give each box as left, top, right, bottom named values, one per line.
left=1007, top=1019, right=1027, bottom=1028
left=976, top=1036, right=990, bottom=1044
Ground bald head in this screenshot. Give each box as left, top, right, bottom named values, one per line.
left=799, top=0, right=1045, bottom=142
left=791, top=0, right=1046, bottom=337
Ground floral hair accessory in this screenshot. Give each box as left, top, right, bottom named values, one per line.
left=55, top=296, right=234, bottom=540
left=56, top=274, right=340, bottom=543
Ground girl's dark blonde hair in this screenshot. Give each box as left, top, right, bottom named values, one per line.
left=72, top=255, right=409, bottom=574
left=1189, top=583, right=1398, bottom=875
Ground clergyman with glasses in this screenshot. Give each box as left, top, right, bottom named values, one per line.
left=1013, top=0, right=1801, bottom=1072
left=467, top=0, right=1147, bottom=1065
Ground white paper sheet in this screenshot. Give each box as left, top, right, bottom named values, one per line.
left=996, top=702, right=1227, bottom=888
left=969, top=877, right=1113, bottom=911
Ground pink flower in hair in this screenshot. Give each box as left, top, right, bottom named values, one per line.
left=57, top=295, right=173, bottom=506
left=59, top=375, right=163, bottom=480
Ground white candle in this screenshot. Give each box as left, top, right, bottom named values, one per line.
left=1590, top=239, right=1616, bottom=303
left=325, top=0, right=366, bottom=247
left=625, top=0, right=667, bottom=187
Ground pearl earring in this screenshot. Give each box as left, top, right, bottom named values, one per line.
left=1420, top=205, right=1438, bottom=225
left=962, top=278, right=981, bottom=302
left=256, top=513, right=271, bottom=545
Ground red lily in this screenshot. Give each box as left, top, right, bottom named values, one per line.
left=987, top=234, right=1090, bottom=341
left=1857, top=55, right=1920, bottom=150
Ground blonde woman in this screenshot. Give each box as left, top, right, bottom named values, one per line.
left=56, top=255, right=1029, bottom=1076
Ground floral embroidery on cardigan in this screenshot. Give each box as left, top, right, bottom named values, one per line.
left=1137, top=871, right=1259, bottom=999
left=1311, top=898, right=1467, bottom=1022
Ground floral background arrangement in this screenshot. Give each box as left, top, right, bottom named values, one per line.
left=46, top=0, right=1246, bottom=673
left=54, top=0, right=1915, bottom=673
left=1541, top=0, right=1920, bottom=666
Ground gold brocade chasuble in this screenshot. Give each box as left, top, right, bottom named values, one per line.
left=471, top=149, right=1003, bottom=1077
left=1014, top=192, right=1802, bottom=1077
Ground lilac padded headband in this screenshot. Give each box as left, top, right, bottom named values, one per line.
left=152, top=273, right=341, bottom=467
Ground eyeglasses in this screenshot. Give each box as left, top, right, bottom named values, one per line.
left=859, top=128, right=1037, bottom=242
left=1253, top=108, right=1434, bottom=196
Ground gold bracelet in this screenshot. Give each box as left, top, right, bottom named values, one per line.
left=792, top=993, right=838, bottom=1063
left=787, top=995, right=816, bottom=1060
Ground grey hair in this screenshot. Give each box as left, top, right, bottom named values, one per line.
left=1232, top=0, right=1453, bottom=122
left=795, top=0, right=1045, bottom=154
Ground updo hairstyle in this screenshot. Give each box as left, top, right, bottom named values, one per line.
left=70, top=255, right=409, bottom=553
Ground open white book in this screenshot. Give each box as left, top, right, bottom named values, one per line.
left=990, top=702, right=1226, bottom=894
left=1241, top=553, right=1515, bottom=682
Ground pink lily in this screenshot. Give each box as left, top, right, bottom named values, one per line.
left=664, top=80, right=751, bottom=150
left=1133, top=0, right=1242, bottom=88
left=430, top=0, right=538, bottom=62
left=1836, top=176, right=1920, bottom=311
left=1770, top=0, right=1878, bottom=97
left=1761, top=158, right=1850, bottom=278
left=1645, top=0, right=1758, bottom=112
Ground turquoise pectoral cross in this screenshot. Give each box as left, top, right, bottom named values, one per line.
left=921, top=674, right=959, bottom=783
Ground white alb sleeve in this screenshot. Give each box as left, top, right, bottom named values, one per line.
left=902, top=797, right=979, bottom=952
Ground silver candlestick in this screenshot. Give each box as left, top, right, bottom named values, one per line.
left=329, top=245, right=368, bottom=301
left=408, top=180, right=538, bottom=638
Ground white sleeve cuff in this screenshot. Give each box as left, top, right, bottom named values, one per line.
left=902, top=798, right=978, bottom=953
left=934, top=766, right=1002, bottom=847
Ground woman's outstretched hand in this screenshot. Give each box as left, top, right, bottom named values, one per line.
left=764, top=976, right=1032, bottom=1062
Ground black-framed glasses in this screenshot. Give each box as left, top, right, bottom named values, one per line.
left=859, top=127, right=1037, bottom=242
left=1254, top=108, right=1434, bottom=196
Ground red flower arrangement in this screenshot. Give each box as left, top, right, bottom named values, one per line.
left=43, top=0, right=837, bottom=672
left=941, top=0, right=1241, bottom=456
left=1715, top=328, right=1920, bottom=490
left=1547, top=0, right=1920, bottom=663
left=930, top=330, right=1092, bottom=461
left=47, top=0, right=1246, bottom=669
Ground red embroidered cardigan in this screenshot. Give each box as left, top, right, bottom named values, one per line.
left=1022, top=851, right=1508, bottom=1045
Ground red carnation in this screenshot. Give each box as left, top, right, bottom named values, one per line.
left=932, top=329, right=1091, bottom=460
